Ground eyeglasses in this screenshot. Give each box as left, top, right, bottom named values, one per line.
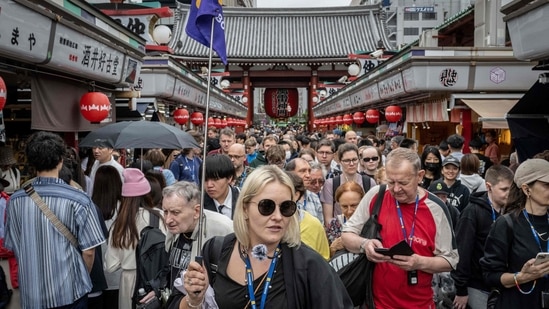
left=310, top=179, right=325, bottom=186
left=362, top=156, right=379, bottom=163
left=249, top=199, right=297, bottom=217
left=317, top=151, right=334, bottom=156
left=340, top=158, right=359, bottom=164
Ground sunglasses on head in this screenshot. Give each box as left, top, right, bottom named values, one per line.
left=362, top=156, right=379, bottom=163
left=249, top=199, right=297, bottom=217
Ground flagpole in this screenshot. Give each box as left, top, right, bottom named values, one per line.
left=195, top=16, right=216, bottom=268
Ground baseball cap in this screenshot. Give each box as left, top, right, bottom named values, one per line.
left=428, top=180, right=450, bottom=196
left=442, top=156, right=460, bottom=168
left=91, top=138, right=114, bottom=149
left=446, top=134, right=465, bottom=149
left=514, top=159, right=549, bottom=187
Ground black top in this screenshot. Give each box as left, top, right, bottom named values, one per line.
left=167, top=234, right=193, bottom=290
left=452, top=192, right=499, bottom=296
left=214, top=250, right=287, bottom=309
left=481, top=211, right=549, bottom=308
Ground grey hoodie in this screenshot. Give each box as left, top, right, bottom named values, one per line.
left=459, top=174, right=487, bottom=193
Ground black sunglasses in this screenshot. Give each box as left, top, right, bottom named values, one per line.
left=362, top=156, right=379, bottom=163
left=249, top=199, right=297, bottom=217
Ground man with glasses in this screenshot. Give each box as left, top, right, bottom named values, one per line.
left=307, top=163, right=325, bottom=194
left=315, top=139, right=340, bottom=179
left=342, top=148, right=458, bottom=308
left=228, top=144, right=254, bottom=189
left=285, top=158, right=324, bottom=224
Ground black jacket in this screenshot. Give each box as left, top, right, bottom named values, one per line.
left=167, top=234, right=354, bottom=309
left=203, top=186, right=240, bottom=219
left=451, top=191, right=498, bottom=296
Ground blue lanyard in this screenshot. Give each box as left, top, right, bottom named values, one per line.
left=395, top=195, right=420, bottom=248
left=239, top=169, right=247, bottom=188
left=302, top=198, right=307, bottom=212
left=244, top=245, right=281, bottom=309
left=487, top=198, right=497, bottom=223
left=522, top=209, right=549, bottom=252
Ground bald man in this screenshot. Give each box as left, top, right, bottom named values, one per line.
left=345, top=131, right=358, bottom=145
left=228, top=143, right=254, bottom=189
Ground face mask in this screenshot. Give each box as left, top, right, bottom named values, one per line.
left=425, top=162, right=440, bottom=171
left=285, top=151, right=291, bottom=160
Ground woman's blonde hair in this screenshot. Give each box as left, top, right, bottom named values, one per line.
left=233, top=165, right=301, bottom=249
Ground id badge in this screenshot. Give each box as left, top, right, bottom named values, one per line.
left=408, top=270, right=418, bottom=285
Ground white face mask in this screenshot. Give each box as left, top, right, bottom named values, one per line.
left=285, top=151, right=291, bottom=160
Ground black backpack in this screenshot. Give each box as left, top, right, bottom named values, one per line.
left=332, top=174, right=372, bottom=200
left=0, top=265, right=12, bottom=309
left=133, top=212, right=169, bottom=303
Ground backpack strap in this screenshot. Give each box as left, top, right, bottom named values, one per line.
left=503, top=213, right=514, bottom=245
left=371, top=184, right=386, bottom=217
left=149, top=210, right=160, bottom=228
left=332, top=176, right=341, bottom=202
left=202, top=235, right=226, bottom=285
left=361, top=174, right=371, bottom=194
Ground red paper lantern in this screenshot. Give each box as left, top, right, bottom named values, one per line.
left=353, top=112, right=365, bottom=124
left=173, top=108, right=189, bottom=125
left=80, top=92, right=110, bottom=123
left=263, top=88, right=299, bottom=119
left=190, top=112, right=204, bottom=125
left=207, top=117, right=215, bottom=128
left=328, top=117, right=336, bottom=125
left=365, top=109, right=380, bottom=124
left=0, top=76, right=6, bottom=110
left=214, top=118, right=222, bottom=128
left=385, top=105, right=403, bottom=123
left=335, top=115, right=344, bottom=125
left=226, top=117, right=233, bottom=126
left=343, top=114, right=353, bottom=125
left=221, top=118, right=228, bottom=128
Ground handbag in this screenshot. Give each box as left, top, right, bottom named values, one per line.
left=328, top=184, right=386, bottom=307
left=23, top=184, right=78, bottom=247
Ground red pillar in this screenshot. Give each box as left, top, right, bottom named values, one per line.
left=308, top=70, right=318, bottom=132
left=461, top=109, right=472, bottom=154
left=243, top=71, right=253, bottom=128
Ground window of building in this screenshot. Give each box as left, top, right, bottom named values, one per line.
left=403, top=13, right=420, bottom=21
left=422, top=12, right=437, bottom=20
left=404, top=28, right=419, bottom=36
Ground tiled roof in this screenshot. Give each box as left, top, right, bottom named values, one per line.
left=171, top=3, right=393, bottom=62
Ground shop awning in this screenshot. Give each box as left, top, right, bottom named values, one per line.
left=460, top=99, right=518, bottom=129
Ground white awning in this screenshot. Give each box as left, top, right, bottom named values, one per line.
left=460, top=99, right=518, bottom=129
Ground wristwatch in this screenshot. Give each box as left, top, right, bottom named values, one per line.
left=359, top=238, right=369, bottom=253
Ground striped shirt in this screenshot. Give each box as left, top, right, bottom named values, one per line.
left=5, top=177, right=106, bottom=308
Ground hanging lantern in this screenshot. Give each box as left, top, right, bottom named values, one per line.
left=173, top=108, right=189, bottom=125
left=328, top=116, right=336, bottom=125
left=214, top=118, right=222, bottom=128
left=353, top=111, right=365, bottom=124
left=263, top=88, right=299, bottom=119
left=226, top=117, right=233, bottom=126
left=343, top=114, right=353, bottom=125
left=190, top=112, right=204, bottom=125
left=80, top=92, right=110, bottom=123
left=0, top=76, right=6, bottom=110
left=207, top=117, right=215, bottom=128
left=221, top=118, right=228, bottom=128
left=365, top=109, right=380, bottom=124
left=335, top=115, right=344, bottom=125
left=385, top=105, right=403, bottom=122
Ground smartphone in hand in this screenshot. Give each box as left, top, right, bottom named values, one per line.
left=534, top=252, right=549, bottom=265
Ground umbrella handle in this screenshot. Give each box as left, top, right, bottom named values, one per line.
left=194, top=256, right=203, bottom=295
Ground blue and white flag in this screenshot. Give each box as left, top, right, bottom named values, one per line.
left=185, top=0, right=228, bottom=65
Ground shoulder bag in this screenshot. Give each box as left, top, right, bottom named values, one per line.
left=23, top=184, right=78, bottom=248
left=329, top=184, right=386, bottom=307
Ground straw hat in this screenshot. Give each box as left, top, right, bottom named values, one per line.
left=0, top=146, right=17, bottom=166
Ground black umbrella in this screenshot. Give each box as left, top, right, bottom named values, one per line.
left=79, top=121, right=199, bottom=149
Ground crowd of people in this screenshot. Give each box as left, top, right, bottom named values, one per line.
left=0, top=125, right=548, bottom=309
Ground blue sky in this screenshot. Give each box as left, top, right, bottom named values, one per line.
left=256, top=0, right=352, bottom=8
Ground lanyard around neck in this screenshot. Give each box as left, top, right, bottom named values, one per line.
left=487, top=198, right=498, bottom=223
left=244, top=245, right=281, bottom=309
left=522, top=209, right=549, bottom=252
left=395, top=195, right=420, bottom=248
